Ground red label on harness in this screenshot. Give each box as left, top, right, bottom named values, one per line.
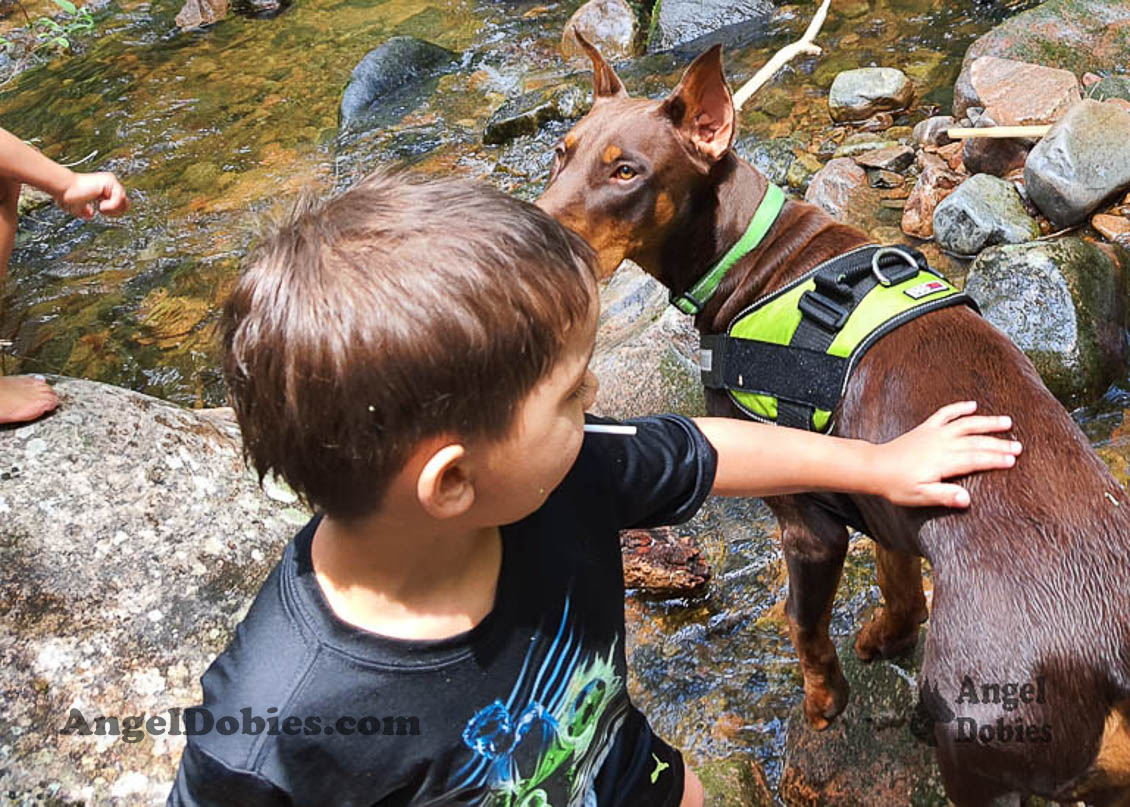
left=904, top=279, right=948, bottom=300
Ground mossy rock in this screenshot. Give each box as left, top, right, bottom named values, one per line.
left=698, top=754, right=774, bottom=806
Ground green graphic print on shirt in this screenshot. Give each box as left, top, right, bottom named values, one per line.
left=446, top=595, right=632, bottom=807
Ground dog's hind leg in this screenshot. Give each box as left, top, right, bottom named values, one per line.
left=854, top=545, right=929, bottom=662
left=773, top=495, right=851, bottom=730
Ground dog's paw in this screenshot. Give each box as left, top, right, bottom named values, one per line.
left=803, top=668, right=849, bottom=730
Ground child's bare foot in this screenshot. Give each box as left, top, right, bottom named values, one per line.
left=0, top=375, right=59, bottom=424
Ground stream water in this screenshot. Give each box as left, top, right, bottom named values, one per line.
left=9, top=0, right=1119, bottom=790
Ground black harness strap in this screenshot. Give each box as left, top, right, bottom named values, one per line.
left=699, top=335, right=847, bottom=411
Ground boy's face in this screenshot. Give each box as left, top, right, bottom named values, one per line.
left=470, top=299, right=599, bottom=525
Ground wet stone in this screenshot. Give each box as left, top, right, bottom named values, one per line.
left=483, top=83, right=591, bottom=146
left=561, top=0, right=638, bottom=62
left=853, top=145, right=914, bottom=172
left=913, top=115, right=955, bottom=147
left=932, top=173, right=1039, bottom=255
left=805, top=157, right=881, bottom=232
left=647, top=0, right=774, bottom=52
left=828, top=68, right=914, bottom=123
left=964, top=238, right=1130, bottom=405
left=339, top=37, right=459, bottom=127
left=733, top=135, right=802, bottom=186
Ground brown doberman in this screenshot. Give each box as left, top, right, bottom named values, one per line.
left=536, top=38, right=1130, bottom=806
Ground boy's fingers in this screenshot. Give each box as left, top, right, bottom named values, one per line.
left=925, top=400, right=977, bottom=427
left=918, top=482, right=971, bottom=508
left=946, top=450, right=1017, bottom=478
left=949, top=414, right=1013, bottom=436
left=100, top=181, right=128, bottom=214
left=956, top=435, right=1023, bottom=454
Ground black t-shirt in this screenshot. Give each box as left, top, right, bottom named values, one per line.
left=168, top=414, right=717, bottom=807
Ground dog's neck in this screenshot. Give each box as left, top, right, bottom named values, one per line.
left=647, top=154, right=873, bottom=334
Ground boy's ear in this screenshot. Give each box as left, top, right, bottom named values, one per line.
left=574, top=30, right=628, bottom=101
left=660, top=45, right=735, bottom=168
left=417, top=443, right=475, bottom=519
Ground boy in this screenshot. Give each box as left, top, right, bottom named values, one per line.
left=0, top=127, right=129, bottom=424
left=169, top=172, right=1020, bottom=806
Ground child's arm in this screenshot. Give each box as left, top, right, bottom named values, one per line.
left=0, top=128, right=129, bottom=219
left=693, top=401, right=1021, bottom=508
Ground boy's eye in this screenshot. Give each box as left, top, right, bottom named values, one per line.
left=613, top=165, right=637, bottom=181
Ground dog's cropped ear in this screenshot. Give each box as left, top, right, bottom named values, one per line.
left=573, top=30, right=628, bottom=100
left=661, top=45, right=735, bottom=167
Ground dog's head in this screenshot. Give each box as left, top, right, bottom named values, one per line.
left=536, top=35, right=739, bottom=279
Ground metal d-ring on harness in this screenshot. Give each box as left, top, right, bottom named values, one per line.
left=674, top=185, right=980, bottom=433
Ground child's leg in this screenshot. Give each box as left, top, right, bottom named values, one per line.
left=679, top=767, right=704, bottom=807
left=0, top=176, right=59, bottom=425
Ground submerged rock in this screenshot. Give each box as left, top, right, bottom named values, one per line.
left=734, top=135, right=801, bottom=186
left=339, top=36, right=459, bottom=127
left=175, top=0, right=229, bottom=29
left=0, top=379, right=302, bottom=804
left=828, top=68, right=914, bottom=123
left=647, top=0, right=773, bottom=53
left=561, top=0, right=638, bottom=62
left=698, top=753, right=774, bottom=806
left=932, top=173, right=1039, bottom=255
left=1025, top=99, right=1130, bottom=227
left=779, top=631, right=947, bottom=806
left=954, top=0, right=1130, bottom=117
left=483, top=83, right=590, bottom=146
left=964, top=239, right=1129, bottom=405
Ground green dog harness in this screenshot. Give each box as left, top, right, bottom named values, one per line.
left=675, top=185, right=979, bottom=433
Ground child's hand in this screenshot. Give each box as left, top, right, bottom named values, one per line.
left=57, top=171, right=130, bottom=219
left=874, top=401, right=1021, bottom=509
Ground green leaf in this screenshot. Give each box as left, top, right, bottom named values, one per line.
left=53, top=0, right=79, bottom=14
left=53, top=35, right=70, bottom=48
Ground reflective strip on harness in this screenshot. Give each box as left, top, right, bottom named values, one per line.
left=698, top=246, right=978, bottom=432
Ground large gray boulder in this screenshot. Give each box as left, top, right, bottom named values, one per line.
left=339, top=36, right=459, bottom=127
left=1024, top=99, right=1130, bottom=228
left=0, top=379, right=304, bottom=805
left=964, top=239, right=1129, bottom=405
left=647, top=0, right=773, bottom=52
left=932, top=173, right=1039, bottom=255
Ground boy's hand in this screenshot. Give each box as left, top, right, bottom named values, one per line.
left=872, top=401, right=1021, bottom=509
left=57, top=171, right=130, bottom=219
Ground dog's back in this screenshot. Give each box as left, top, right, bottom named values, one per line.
left=841, top=305, right=1130, bottom=801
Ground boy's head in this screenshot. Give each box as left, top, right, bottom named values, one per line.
left=223, top=171, right=599, bottom=521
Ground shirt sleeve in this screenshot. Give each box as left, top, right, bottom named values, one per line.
left=168, top=740, right=293, bottom=807
left=584, top=413, right=717, bottom=530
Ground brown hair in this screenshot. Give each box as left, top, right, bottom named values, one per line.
left=222, top=170, right=598, bottom=519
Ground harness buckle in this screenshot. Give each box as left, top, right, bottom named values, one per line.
left=798, top=291, right=850, bottom=332
left=871, top=247, right=922, bottom=287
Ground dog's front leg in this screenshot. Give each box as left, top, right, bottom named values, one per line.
left=770, top=494, right=851, bottom=730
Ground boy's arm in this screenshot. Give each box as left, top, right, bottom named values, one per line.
left=0, top=128, right=129, bottom=218
left=693, top=401, right=1021, bottom=508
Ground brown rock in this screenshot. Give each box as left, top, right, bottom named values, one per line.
left=175, top=0, right=228, bottom=28
left=901, top=152, right=964, bottom=239
left=968, top=57, right=1082, bottom=126
left=854, top=144, right=914, bottom=172
left=804, top=157, right=881, bottom=231
left=962, top=135, right=1029, bottom=177
left=1092, top=213, right=1130, bottom=244
left=868, top=169, right=904, bottom=189
left=620, top=527, right=710, bottom=596
left=935, top=141, right=965, bottom=172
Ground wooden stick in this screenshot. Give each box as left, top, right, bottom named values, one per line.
left=732, top=0, right=831, bottom=111
left=946, top=125, right=1051, bottom=140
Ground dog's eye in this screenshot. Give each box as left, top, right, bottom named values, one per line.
left=614, top=165, right=637, bottom=181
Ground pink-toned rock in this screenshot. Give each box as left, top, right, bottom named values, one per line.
left=901, top=152, right=964, bottom=239
left=804, top=157, right=881, bottom=231
left=1092, top=213, right=1130, bottom=243
left=175, top=0, right=228, bottom=28
left=968, top=57, right=1082, bottom=126
left=1107, top=98, right=1130, bottom=113
left=562, top=0, right=637, bottom=62
left=1083, top=72, right=1103, bottom=88
left=854, top=144, right=914, bottom=172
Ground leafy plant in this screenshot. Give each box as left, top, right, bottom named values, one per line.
left=33, top=0, right=94, bottom=53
